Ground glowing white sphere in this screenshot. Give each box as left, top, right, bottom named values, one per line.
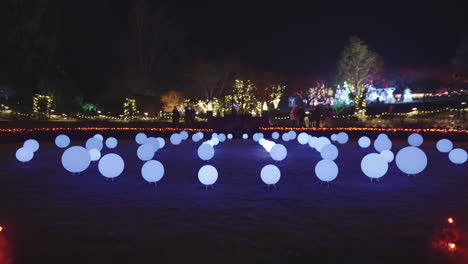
left=253, top=133, right=264, bottom=142
left=263, top=140, right=276, bottom=152
left=135, top=133, right=147, bottom=144
left=449, top=148, right=467, bottom=165
left=260, top=164, right=281, bottom=185
left=315, top=160, right=338, bottom=182
left=288, top=130, right=297, bottom=140
left=141, top=160, right=165, bottom=183
left=358, top=136, right=371, bottom=148
left=89, top=149, right=101, bottom=161
left=156, top=137, right=165, bottom=149
left=272, top=132, right=279, bottom=140
left=197, top=132, right=204, bottom=140
left=61, top=146, right=91, bottom=173
left=242, top=133, right=248, bottom=139
left=170, top=133, right=182, bottom=145
left=315, top=137, right=331, bottom=152
left=16, top=147, right=33, bottom=162
left=337, top=132, right=349, bottom=144
left=297, top=132, right=309, bottom=145
left=23, top=139, right=39, bottom=152
left=270, top=144, right=287, bottom=161
left=198, top=165, right=218, bottom=185
left=211, top=133, right=218, bottom=138
left=380, top=150, right=394, bottom=163
left=146, top=137, right=160, bottom=152
left=361, top=153, right=388, bottom=179
left=320, top=144, right=339, bottom=160
left=408, top=133, right=423, bottom=147
left=203, top=140, right=214, bottom=147
left=396, top=146, right=428, bottom=175
left=282, top=133, right=290, bottom=142
left=330, top=134, right=337, bottom=141
left=436, top=139, right=453, bottom=153
left=192, top=133, right=201, bottom=142
left=55, top=134, right=70, bottom=148
left=259, top=138, right=266, bottom=146
left=211, top=137, right=220, bottom=146
left=86, top=137, right=103, bottom=151
left=198, top=143, right=215, bottom=161
left=227, top=133, right=233, bottom=139
left=94, top=134, right=104, bottom=141
left=180, top=131, right=189, bottom=140
left=105, top=137, right=118, bottom=149
left=308, top=136, right=318, bottom=149
left=137, top=143, right=155, bottom=161
left=98, top=153, right=124, bottom=178
left=377, top=133, right=388, bottom=140
left=374, top=137, right=392, bottom=153
left=218, top=133, right=226, bottom=142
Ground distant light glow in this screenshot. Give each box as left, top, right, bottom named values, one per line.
left=242, top=133, right=248, bottom=139
left=448, top=243, right=456, bottom=251
left=272, top=132, right=279, bottom=140
left=448, top=217, right=454, bottom=224
left=227, top=133, right=233, bottom=139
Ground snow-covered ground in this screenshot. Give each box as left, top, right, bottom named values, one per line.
left=0, top=136, right=467, bottom=264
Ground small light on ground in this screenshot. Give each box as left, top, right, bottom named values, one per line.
left=447, top=217, right=454, bottom=224
left=448, top=242, right=456, bottom=251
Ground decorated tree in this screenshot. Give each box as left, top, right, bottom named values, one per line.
left=338, top=36, right=382, bottom=115
left=306, top=80, right=334, bottom=106
left=232, top=79, right=258, bottom=114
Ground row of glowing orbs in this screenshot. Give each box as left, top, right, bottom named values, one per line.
left=197, top=133, right=232, bottom=185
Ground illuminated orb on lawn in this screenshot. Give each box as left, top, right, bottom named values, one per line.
left=86, top=137, right=103, bottom=151
left=218, top=133, right=226, bottom=142
left=147, top=137, right=160, bottom=152
left=98, top=153, right=124, bottom=178
left=358, top=136, right=371, bottom=148
left=270, top=144, right=287, bottom=161
left=408, top=133, right=423, bottom=147
left=242, top=133, right=248, bottom=139
left=315, top=137, right=331, bottom=152
left=198, top=165, right=218, bottom=186
left=137, top=143, right=155, bottom=161
left=180, top=131, right=189, bottom=140
left=141, top=160, right=165, bottom=183
left=436, top=139, right=453, bottom=153
left=315, top=160, right=338, bottom=182
left=253, top=133, right=264, bottom=142
left=380, top=150, right=394, bottom=163
left=320, top=144, right=339, bottom=160
left=211, top=137, right=220, bottom=146
left=377, top=133, right=388, bottom=140
left=361, top=153, right=388, bottom=179
left=105, top=137, right=118, bottom=149
left=308, top=136, right=318, bottom=149
left=259, top=138, right=266, bottom=146
left=272, top=132, right=279, bottom=140
left=297, top=132, right=309, bottom=145
left=23, top=139, right=40, bottom=152
left=135, top=133, right=147, bottom=144
left=448, top=148, right=467, bottom=165
left=94, top=134, right=104, bottom=141
left=170, top=133, right=182, bottom=145
left=211, top=133, right=218, bottom=139
left=260, top=164, right=281, bottom=185
left=282, top=133, right=290, bottom=142
left=374, top=137, right=392, bottom=153
left=197, top=132, right=204, bottom=140
left=337, top=132, right=349, bottom=144
left=61, top=146, right=91, bottom=173
left=288, top=130, right=297, bottom=140
left=55, top=134, right=70, bottom=148
left=192, top=133, right=201, bottom=142
left=89, top=149, right=101, bottom=161
left=396, top=146, right=427, bottom=175
left=227, top=133, right=233, bottom=140
left=198, top=143, right=215, bottom=161
left=15, top=147, right=34, bottom=162
left=330, top=134, right=337, bottom=141
left=156, top=137, right=165, bottom=149
left=263, top=140, right=276, bottom=152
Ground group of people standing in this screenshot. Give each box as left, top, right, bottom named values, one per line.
left=290, top=105, right=333, bottom=128
left=172, top=106, right=196, bottom=127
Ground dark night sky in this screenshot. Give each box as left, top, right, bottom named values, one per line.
left=160, top=1, right=467, bottom=76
